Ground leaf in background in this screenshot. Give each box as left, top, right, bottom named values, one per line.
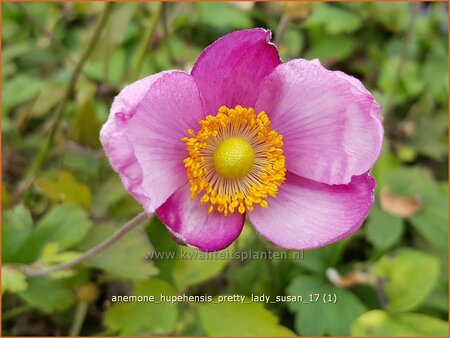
left=370, top=141, right=401, bottom=189
left=196, top=2, right=252, bottom=29
left=2, top=43, right=29, bottom=65
left=172, top=246, right=232, bottom=292
left=94, top=3, right=138, bottom=56
left=295, top=240, right=349, bottom=274
left=229, top=258, right=271, bottom=296
left=2, top=184, right=12, bottom=207
left=278, top=29, right=304, bottom=59
left=366, top=204, right=404, bottom=250
left=370, top=2, right=409, bottom=33
left=77, top=222, right=158, bottom=280
left=2, top=204, right=33, bottom=263
left=422, top=279, right=449, bottom=314
left=199, top=301, right=295, bottom=336
left=287, top=275, right=367, bottom=336
left=40, top=242, right=80, bottom=269
left=73, top=80, right=101, bottom=148
left=384, top=167, right=448, bottom=250
left=91, top=175, right=129, bottom=218
left=14, top=204, right=93, bottom=264
left=19, top=277, right=75, bottom=313
left=85, top=47, right=125, bottom=85
left=36, top=170, right=91, bottom=210
left=405, top=94, right=448, bottom=161
left=421, top=45, right=448, bottom=103
left=378, top=58, right=423, bottom=103
left=29, top=82, right=66, bottom=118
left=104, top=279, right=178, bottom=335
left=2, top=266, right=27, bottom=294
left=306, top=32, right=355, bottom=62
left=371, top=248, right=439, bottom=312
left=2, top=74, right=45, bottom=114
left=145, top=217, right=179, bottom=283
left=304, top=3, right=362, bottom=34
left=409, top=109, right=448, bottom=161
left=379, top=187, right=420, bottom=218
left=351, top=310, right=448, bottom=336
left=107, top=194, right=143, bottom=219
left=62, top=147, right=102, bottom=183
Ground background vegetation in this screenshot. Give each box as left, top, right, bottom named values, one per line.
left=2, top=2, right=448, bottom=336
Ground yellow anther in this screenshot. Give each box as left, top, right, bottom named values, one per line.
left=181, top=105, right=286, bottom=216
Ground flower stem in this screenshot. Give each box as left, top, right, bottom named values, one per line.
left=69, top=301, right=89, bottom=336
left=383, top=2, right=420, bottom=116
left=274, top=13, right=290, bottom=46
left=21, top=211, right=148, bottom=277
left=20, top=3, right=115, bottom=193
left=2, top=304, right=33, bottom=321
left=129, top=2, right=163, bottom=82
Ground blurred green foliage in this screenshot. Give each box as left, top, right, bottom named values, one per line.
left=2, top=2, right=448, bottom=336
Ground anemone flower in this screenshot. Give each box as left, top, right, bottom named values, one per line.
left=100, top=29, right=383, bottom=252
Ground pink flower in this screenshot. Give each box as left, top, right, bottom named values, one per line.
left=100, top=29, right=383, bottom=252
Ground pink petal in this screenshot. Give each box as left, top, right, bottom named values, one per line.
left=157, top=184, right=245, bottom=252
left=255, top=59, right=383, bottom=185
left=248, top=172, right=375, bottom=250
left=191, top=28, right=281, bottom=116
left=100, top=71, right=204, bottom=213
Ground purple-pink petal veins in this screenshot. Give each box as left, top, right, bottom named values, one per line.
left=191, top=28, right=282, bottom=116
left=157, top=183, right=246, bottom=252
left=249, top=172, right=375, bottom=250
left=255, top=58, right=383, bottom=185
left=100, top=71, right=205, bottom=213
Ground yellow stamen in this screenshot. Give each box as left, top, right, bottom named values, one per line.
left=182, top=105, right=286, bottom=216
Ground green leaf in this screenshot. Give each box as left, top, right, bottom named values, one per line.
left=77, top=223, right=158, bottom=280
left=422, top=280, right=449, bottom=313
left=91, top=175, right=130, bottom=218
left=199, top=300, right=295, bottom=336
left=2, top=74, right=45, bottom=113
left=196, top=2, right=252, bottom=29
left=62, top=147, right=102, bottom=183
left=104, top=279, right=178, bottom=335
left=2, top=266, right=27, bottom=294
left=73, top=80, right=102, bottom=148
left=370, top=2, right=410, bottom=33
left=370, top=141, right=401, bottom=188
left=306, top=33, right=355, bottom=62
left=421, top=45, right=448, bottom=102
left=279, top=29, right=304, bottom=59
left=287, top=275, right=367, bottom=336
left=36, top=170, right=91, bottom=210
left=145, top=217, right=179, bottom=283
left=296, top=240, right=349, bottom=273
left=408, top=106, right=448, bottom=161
left=90, top=3, right=138, bottom=62
left=2, top=204, right=33, bottom=263
left=15, top=204, right=93, bottom=264
left=172, top=246, right=232, bottom=291
left=351, top=310, right=448, bottom=336
left=19, top=277, right=75, bottom=313
left=384, top=167, right=448, bottom=250
left=371, top=248, right=440, bottom=312
left=366, top=204, right=404, bottom=249
left=29, top=82, right=66, bottom=118
left=305, top=3, right=362, bottom=34
left=2, top=184, right=11, bottom=207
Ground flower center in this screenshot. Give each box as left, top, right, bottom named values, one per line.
left=182, top=105, right=286, bottom=216
left=213, top=136, right=255, bottom=179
